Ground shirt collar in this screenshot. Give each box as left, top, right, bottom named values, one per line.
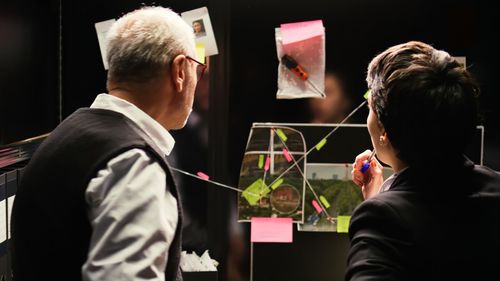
left=90, top=93, right=175, bottom=156
left=379, top=167, right=409, bottom=193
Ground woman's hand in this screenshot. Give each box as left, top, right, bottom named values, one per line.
left=352, top=150, right=384, bottom=200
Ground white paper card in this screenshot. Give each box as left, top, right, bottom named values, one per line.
left=95, top=19, right=116, bottom=70
left=7, top=195, right=14, bottom=239
left=0, top=200, right=6, bottom=243
left=181, top=7, right=219, bottom=57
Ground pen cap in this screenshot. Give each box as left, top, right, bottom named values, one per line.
left=361, top=161, right=371, bottom=173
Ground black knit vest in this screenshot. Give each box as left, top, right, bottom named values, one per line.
left=11, top=108, right=183, bottom=281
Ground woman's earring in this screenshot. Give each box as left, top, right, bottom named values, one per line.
left=379, top=136, right=385, bottom=146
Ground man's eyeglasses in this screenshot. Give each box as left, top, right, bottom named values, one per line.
left=186, top=56, right=207, bottom=82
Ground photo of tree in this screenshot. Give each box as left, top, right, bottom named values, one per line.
left=298, top=163, right=391, bottom=232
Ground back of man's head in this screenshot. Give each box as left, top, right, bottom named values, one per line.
left=106, top=7, right=195, bottom=84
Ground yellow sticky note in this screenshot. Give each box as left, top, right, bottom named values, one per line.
left=242, top=178, right=270, bottom=206
left=271, top=178, right=284, bottom=190
left=276, top=129, right=288, bottom=142
left=363, top=89, right=370, bottom=100
left=337, top=216, right=351, bottom=233
left=196, top=43, right=205, bottom=64
left=319, top=195, right=330, bottom=209
left=315, top=138, right=327, bottom=151
left=258, top=155, right=265, bottom=169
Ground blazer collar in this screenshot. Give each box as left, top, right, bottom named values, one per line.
left=387, top=155, right=475, bottom=192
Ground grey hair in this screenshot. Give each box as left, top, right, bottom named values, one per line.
left=106, top=6, right=195, bottom=83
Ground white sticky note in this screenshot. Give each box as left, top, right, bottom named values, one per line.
left=181, top=7, right=219, bottom=57
left=95, top=19, right=116, bottom=70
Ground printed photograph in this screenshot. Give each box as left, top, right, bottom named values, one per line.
left=192, top=19, right=206, bottom=37
left=298, top=163, right=392, bottom=232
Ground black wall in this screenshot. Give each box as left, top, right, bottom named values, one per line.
left=60, top=0, right=209, bottom=117
left=1, top=1, right=499, bottom=281
left=228, top=0, right=499, bottom=177
left=0, top=0, right=59, bottom=145
left=228, top=0, right=499, bottom=280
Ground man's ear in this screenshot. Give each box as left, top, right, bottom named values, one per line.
left=171, top=55, right=187, bottom=92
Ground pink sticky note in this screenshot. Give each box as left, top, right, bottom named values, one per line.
left=282, top=148, right=293, bottom=162
left=312, top=199, right=322, bottom=214
left=280, top=20, right=324, bottom=45
left=264, top=156, right=271, bottom=171
left=197, top=171, right=210, bottom=181
left=251, top=217, right=293, bottom=243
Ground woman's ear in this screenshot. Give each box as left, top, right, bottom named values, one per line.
left=378, top=128, right=389, bottom=146
left=170, top=55, right=187, bottom=92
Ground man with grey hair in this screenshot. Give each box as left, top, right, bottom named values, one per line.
left=12, top=7, right=205, bottom=281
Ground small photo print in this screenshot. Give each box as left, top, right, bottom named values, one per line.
left=192, top=19, right=206, bottom=38
left=181, top=7, right=218, bottom=56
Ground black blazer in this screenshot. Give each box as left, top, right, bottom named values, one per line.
left=346, top=158, right=500, bottom=281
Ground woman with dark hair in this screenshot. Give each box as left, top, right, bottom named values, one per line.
left=347, top=41, right=500, bottom=280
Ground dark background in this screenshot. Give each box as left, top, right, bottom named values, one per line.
left=1, top=0, right=499, bottom=280
left=0, top=0, right=59, bottom=145
left=228, top=2, right=499, bottom=279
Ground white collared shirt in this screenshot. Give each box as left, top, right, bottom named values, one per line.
left=379, top=167, right=409, bottom=193
left=82, top=94, right=178, bottom=281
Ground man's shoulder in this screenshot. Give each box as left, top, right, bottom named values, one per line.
left=51, top=108, right=144, bottom=147
left=108, top=148, right=157, bottom=165
left=29, top=108, right=155, bottom=175
left=62, top=107, right=133, bottom=130
left=106, top=148, right=168, bottom=172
